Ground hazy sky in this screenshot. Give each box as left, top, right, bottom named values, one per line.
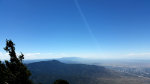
left=0, top=0, right=150, bottom=60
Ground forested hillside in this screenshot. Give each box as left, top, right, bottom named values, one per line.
left=27, top=60, right=120, bottom=84
left=27, top=60, right=150, bottom=84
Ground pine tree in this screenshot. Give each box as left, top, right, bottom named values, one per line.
left=0, top=40, right=33, bottom=84
left=53, top=79, right=69, bottom=84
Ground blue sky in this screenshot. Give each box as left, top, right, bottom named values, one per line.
left=0, top=0, right=150, bottom=59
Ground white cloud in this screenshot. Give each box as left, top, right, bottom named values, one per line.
left=25, top=53, right=41, bottom=56
left=0, top=52, right=69, bottom=60
left=23, top=52, right=70, bottom=59
left=0, top=52, right=9, bottom=60
left=22, top=52, right=150, bottom=60
left=125, top=52, right=150, bottom=59
left=1, top=51, right=150, bottom=60
left=127, top=52, right=150, bottom=56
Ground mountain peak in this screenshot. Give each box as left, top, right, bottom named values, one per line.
left=51, top=60, right=62, bottom=63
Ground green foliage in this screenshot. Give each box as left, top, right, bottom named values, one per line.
left=53, top=79, right=69, bottom=84
left=28, top=60, right=109, bottom=84
left=0, top=40, right=33, bottom=84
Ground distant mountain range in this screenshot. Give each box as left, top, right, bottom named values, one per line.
left=27, top=60, right=150, bottom=84
left=24, top=57, right=103, bottom=64
left=27, top=60, right=119, bottom=84
left=23, top=57, right=84, bottom=64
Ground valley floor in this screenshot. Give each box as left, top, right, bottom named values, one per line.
left=97, top=77, right=150, bottom=84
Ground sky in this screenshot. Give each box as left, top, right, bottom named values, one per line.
left=0, top=0, right=150, bottom=60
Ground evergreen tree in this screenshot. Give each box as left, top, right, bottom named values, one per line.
left=0, top=40, right=33, bottom=84
left=53, top=79, right=69, bottom=84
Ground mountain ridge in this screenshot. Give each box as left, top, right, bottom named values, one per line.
left=27, top=60, right=150, bottom=84
left=27, top=60, right=119, bottom=84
